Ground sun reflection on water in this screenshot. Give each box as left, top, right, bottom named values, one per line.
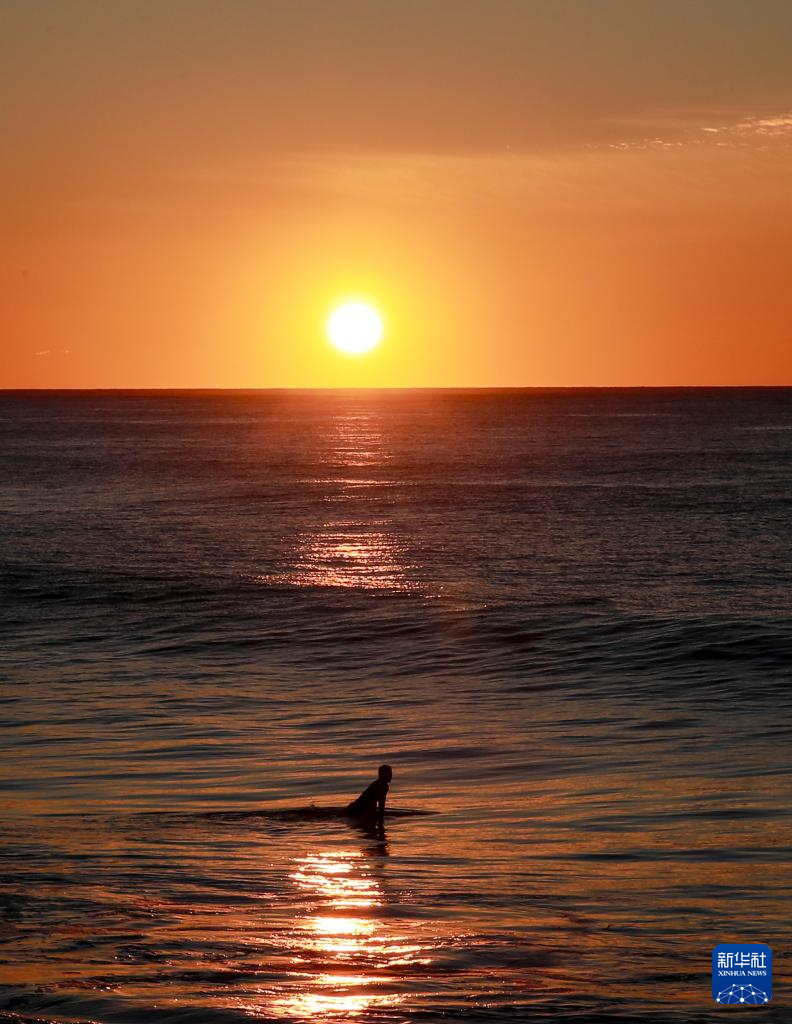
left=270, top=848, right=427, bottom=1019
left=271, top=410, right=420, bottom=591
left=281, top=526, right=418, bottom=591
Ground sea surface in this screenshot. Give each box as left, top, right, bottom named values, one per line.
left=0, top=388, right=790, bottom=1023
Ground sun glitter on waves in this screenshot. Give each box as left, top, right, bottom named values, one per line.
left=327, top=301, right=384, bottom=355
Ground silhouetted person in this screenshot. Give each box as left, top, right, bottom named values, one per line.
left=347, top=764, right=392, bottom=822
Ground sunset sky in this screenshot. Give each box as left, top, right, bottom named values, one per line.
left=3, top=1, right=792, bottom=388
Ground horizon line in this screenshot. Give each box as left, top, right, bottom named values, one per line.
left=2, top=384, right=792, bottom=394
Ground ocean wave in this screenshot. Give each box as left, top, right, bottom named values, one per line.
left=3, top=564, right=790, bottom=700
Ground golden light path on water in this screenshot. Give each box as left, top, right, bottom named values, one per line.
left=284, top=528, right=417, bottom=591
left=268, top=409, right=421, bottom=592
left=269, top=848, right=428, bottom=1019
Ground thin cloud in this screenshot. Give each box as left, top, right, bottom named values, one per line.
left=608, top=109, right=792, bottom=151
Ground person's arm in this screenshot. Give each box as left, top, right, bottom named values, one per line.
left=377, top=787, right=387, bottom=822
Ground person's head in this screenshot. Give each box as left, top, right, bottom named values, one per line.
left=378, top=764, right=393, bottom=783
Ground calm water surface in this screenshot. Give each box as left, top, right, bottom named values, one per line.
left=0, top=389, right=790, bottom=1022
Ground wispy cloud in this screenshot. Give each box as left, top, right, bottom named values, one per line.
left=607, top=109, right=792, bottom=151
left=725, top=113, right=792, bottom=138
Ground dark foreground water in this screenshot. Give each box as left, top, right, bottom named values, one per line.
left=0, top=388, right=790, bottom=1023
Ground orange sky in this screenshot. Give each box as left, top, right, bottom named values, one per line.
left=2, top=1, right=792, bottom=387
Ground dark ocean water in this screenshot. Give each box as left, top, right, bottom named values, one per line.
left=0, top=388, right=790, bottom=1023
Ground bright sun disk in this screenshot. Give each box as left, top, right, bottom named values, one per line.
left=327, top=302, right=384, bottom=355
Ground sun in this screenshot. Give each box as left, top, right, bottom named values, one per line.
left=327, top=302, right=384, bottom=355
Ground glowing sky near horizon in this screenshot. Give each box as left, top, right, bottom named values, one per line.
left=2, top=1, right=792, bottom=387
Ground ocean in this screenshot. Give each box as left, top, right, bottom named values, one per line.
left=0, top=388, right=790, bottom=1023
